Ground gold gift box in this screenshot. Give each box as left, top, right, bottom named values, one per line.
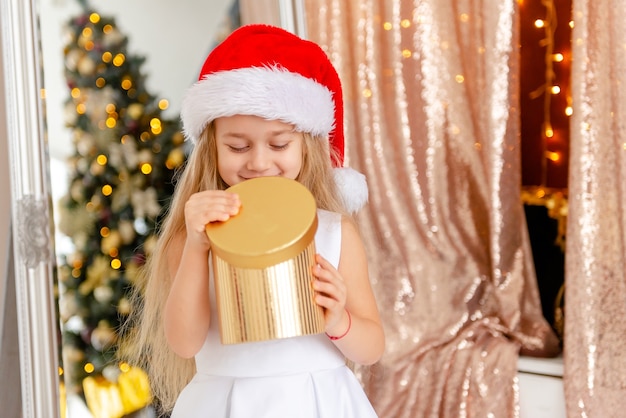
left=205, top=177, right=325, bottom=344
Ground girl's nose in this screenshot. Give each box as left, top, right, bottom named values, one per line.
left=246, top=148, right=271, bottom=172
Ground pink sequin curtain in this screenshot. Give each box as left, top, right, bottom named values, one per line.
left=564, top=0, right=626, bottom=416
left=303, top=1, right=560, bottom=417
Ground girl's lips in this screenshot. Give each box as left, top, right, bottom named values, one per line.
left=240, top=174, right=281, bottom=180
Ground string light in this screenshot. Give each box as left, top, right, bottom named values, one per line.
left=524, top=0, right=571, bottom=188
left=519, top=0, right=571, bottom=267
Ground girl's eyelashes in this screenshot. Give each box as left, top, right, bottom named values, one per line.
left=227, top=145, right=249, bottom=153
left=225, top=143, right=290, bottom=152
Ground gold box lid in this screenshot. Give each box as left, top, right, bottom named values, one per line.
left=205, top=177, right=318, bottom=269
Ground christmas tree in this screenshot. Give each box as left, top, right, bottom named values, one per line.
left=56, top=5, right=186, bottom=414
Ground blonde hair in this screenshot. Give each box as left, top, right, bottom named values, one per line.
left=119, top=123, right=347, bottom=413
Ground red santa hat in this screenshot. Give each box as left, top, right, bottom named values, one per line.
left=180, top=24, right=367, bottom=213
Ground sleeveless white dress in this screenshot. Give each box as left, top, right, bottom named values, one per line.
left=170, top=210, right=378, bottom=418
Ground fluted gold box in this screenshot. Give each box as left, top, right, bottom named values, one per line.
left=205, top=177, right=325, bottom=344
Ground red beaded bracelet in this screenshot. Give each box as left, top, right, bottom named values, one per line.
left=326, top=310, right=352, bottom=340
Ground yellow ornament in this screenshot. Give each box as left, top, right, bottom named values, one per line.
left=118, top=366, right=152, bottom=414
left=166, top=148, right=185, bottom=169
left=127, top=103, right=144, bottom=120
left=82, top=376, right=125, bottom=418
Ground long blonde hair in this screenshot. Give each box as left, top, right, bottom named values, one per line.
left=119, top=122, right=347, bottom=412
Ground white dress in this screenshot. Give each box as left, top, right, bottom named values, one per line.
left=171, top=210, right=378, bottom=418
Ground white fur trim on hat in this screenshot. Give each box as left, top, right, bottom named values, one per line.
left=333, top=167, right=368, bottom=213
left=181, top=66, right=335, bottom=142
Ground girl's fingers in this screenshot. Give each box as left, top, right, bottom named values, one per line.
left=311, top=255, right=348, bottom=331
left=314, top=293, right=343, bottom=310
left=185, top=191, right=240, bottom=227
left=314, top=253, right=334, bottom=271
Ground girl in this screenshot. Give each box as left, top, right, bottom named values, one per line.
left=122, top=24, right=384, bottom=417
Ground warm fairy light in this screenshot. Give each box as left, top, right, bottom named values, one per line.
left=534, top=19, right=545, bottom=28
left=111, top=259, right=122, bottom=270
left=455, top=74, right=465, bottom=83
left=546, top=151, right=560, bottom=162
left=551, top=85, right=561, bottom=94
left=105, top=103, right=116, bottom=113
left=565, top=106, right=573, bottom=116
left=101, top=227, right=110, bottom=237
left=383, top=22, right=392, bottom=30
left=158, top=99, right=169, bottom=110
left=569, top=20, right=574, bottom=28
left=106, top=117, right=117, bottom=128
left=96, top=77, right=106, bottom=88
left=102, top=185, right=113, bottom=196
left=141, top=163, right=153, bottom=175
left=82, top=27, right=93, bottom=38
left=460, top=13, right=469, bottom=23
left=362, top=88, right=372, bottom=98
left=89, top=13, right=100, bottom=24
left=121, top=78, right=132, bottom=90
left=84, top=40, right=94, bottom=51
left=96, top=154, right=108, bottom=165
left=150, top=118, right=162, bottom=130
left=553, top=53, right=564, bottom=62
left=113, top=53, right=126, bottom=67
left=119, top=362, right=131, bottom=373
left=84, top=363, right=95, bottom=373
left=76, top=103, right=86, bottom=114
left=545, top=126, right=554, bottom=138
left=59, top=367, right=64, bottom=376
left=402, top=49, right=412, bottom=58
left=109, top=248, right=119, bottom=257
left=102, top=51, right=112, bottom=63
left=140, top=132, right=151, bottom=142
left=401, top=19, right=411, bottom=28
left=103, top=24, right=113, bottom=34
left=71, top=87, right=81, bottom=98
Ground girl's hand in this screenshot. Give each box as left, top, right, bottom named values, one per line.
left=184, top=190, right=240, bottom=251
left=312, top=253, right=349, bottom=335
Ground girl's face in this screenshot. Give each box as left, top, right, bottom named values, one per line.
left=214, top=115, right=304, bottom=186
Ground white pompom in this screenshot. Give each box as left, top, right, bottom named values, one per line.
left=333, top=167, right=369, bottom=213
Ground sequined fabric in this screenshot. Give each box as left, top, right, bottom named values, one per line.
left=565, top=1, right=626, bottom=416
left=303, top=1, right=560, bottom=417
